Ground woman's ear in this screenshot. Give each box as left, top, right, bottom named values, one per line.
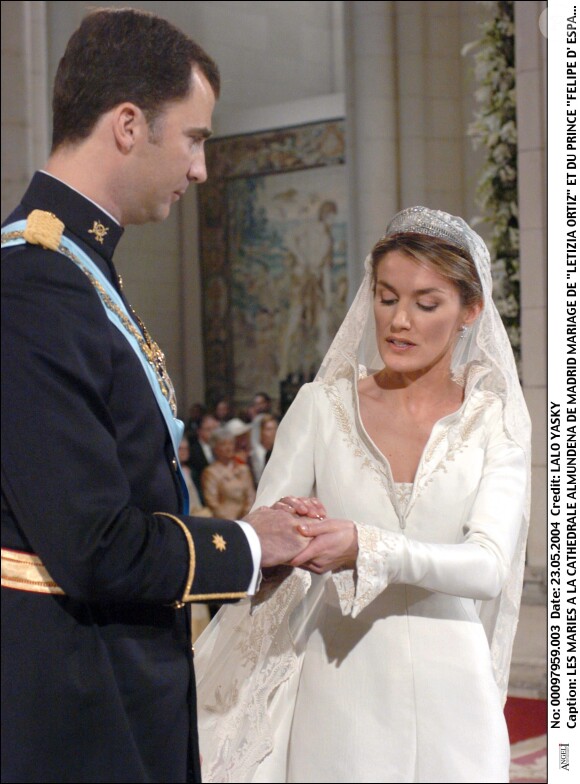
left=463, top=299, right=483, bottom=327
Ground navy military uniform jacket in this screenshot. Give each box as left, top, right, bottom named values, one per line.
left=1, top=173, right=254, bottom=783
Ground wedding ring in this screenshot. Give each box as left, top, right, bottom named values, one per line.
left=279, top=501, right=296, bottom=512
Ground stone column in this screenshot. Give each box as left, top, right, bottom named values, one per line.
left=343, top=1, right=399, bottom=293
left=1, top=1, right=49, bottom=220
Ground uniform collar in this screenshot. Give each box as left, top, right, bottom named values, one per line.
left=21, top=172, right=124, bottom=261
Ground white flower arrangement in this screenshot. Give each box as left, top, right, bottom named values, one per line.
left=463, top=0, right=520, bottom=364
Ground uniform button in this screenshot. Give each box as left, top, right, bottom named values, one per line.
left=171, top=458, right=178, bottom=471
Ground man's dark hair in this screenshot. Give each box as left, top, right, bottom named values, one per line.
left=51, top=8, right=220, bottom=151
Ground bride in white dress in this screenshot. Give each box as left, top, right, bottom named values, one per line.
left=195, top=207, right=531, bottom=784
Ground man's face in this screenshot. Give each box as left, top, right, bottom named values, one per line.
left=253, top=395, right=270, bottom=414
left=198, top=416, right=219, bottom=444
left=127, top=67, right=215, bottom=224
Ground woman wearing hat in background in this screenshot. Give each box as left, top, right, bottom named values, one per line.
left=223, top=417, right=255, bottom=474
left=196, top=207, right=531, bottom=784
left=201, top=426, right=256, bottom=521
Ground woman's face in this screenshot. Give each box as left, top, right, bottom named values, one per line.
left=235, top=433, right=250, bottom=453
left=373, top=251, right=478, bottom=378
left=213, top=437, right=235, bottom=463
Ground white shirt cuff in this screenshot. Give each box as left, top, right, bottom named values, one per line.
left=235, top=520, right=262, bottom=595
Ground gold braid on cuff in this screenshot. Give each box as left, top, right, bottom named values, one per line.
left=154, top=513, right=250, bottom=605
left=154, top=512, right=196, bottom=608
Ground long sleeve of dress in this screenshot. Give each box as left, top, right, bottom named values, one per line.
left=255, top=380, right=526, bottom=620
left=338, top=411, right=527, bottom=618
left=253, top=384, right=318, bottom=507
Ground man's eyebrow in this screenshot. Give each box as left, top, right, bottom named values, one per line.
left=188, top=126, right=213, bottom=140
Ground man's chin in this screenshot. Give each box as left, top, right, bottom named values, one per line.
left=123, top=202, right=173, bottom=226
left=153, top=204, right=173, bottom=223
left=140, top=206, right=172, bottom=225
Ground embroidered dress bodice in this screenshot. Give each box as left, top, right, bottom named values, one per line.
left=393, top=482, right=413, bottom=517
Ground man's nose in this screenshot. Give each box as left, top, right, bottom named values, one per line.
left=188, top=151, right=208, bottom=184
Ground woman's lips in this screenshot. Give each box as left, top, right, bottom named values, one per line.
left=386, top=338, right=416, bottom=350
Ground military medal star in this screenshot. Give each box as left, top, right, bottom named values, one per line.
left=212, top=534, right=227, bottom=552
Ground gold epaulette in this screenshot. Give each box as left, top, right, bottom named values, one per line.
left=23, top=209, right=64, bottom=251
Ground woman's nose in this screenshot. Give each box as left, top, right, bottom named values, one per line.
left=390, top=304, right=411, bottom=330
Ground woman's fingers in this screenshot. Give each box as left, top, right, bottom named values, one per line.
left=273, top=496, right=327, bottom=519
left=290, top=521, right=359, bottom=571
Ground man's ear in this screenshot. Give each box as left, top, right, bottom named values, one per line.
left=111, top=103, right=146, bottom=153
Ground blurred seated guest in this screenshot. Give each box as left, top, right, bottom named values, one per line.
left=250, top=391, right=273, bottom=448
left=178, top=438, right=211, bottom=517
left=256, top=391, right=272, bottom=413
left=202, top=428, right=256, bottom=520
left=188, top=414, right=219, bottom=501
left=184, top=402, right=206, bottom=440
left=251, top=391, right=272, bottom=419
left=213, top=397, right=232, bottom=424
left=250, top=414, right=279, bottom=485
left=224, top=418, right=253, bottom=467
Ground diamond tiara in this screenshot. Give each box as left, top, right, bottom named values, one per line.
left=385, top=206, right=474, bottom=257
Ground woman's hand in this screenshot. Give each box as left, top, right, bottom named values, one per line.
left=271, top=495, right=327, bottom=520
left=289, top=518, right=359, bottom=574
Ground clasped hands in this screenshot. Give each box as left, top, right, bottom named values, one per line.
left=245, top=497, right=358, bottom=574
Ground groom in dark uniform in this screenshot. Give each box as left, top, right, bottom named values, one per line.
left=1, top=9, right=309, bottom=783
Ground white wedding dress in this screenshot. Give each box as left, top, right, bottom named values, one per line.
left=195, top=361, right=526, bottom=783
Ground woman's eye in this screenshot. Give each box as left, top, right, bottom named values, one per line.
left=380, top=298, right=396, bottom=306
left=417, top=303, right=438, bottom=312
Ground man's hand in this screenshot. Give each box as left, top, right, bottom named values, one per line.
left=288, top=518, right=358, bottom=574
left=243, top=507, right=311, bottom=567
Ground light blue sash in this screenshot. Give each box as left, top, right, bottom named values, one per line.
left=2, top=221, right=190, bottom=514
